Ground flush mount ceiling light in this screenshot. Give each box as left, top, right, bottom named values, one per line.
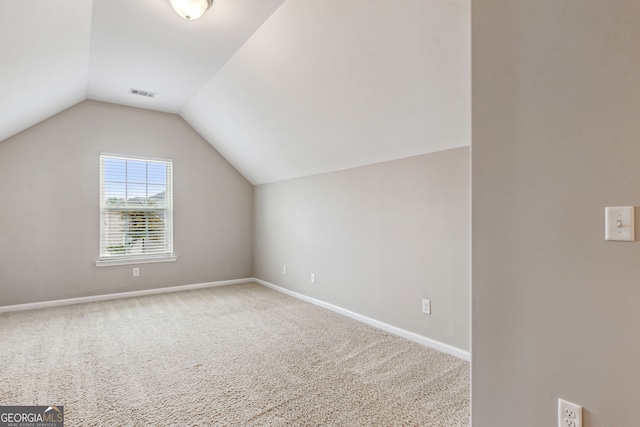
left=169, top=0, right=212, bottom=20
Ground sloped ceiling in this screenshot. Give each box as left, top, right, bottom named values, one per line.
left=0, top=1, right=92, bottom=143
left=0, top=0, right=469, bottom=185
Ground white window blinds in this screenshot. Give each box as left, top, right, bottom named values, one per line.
left=99, top=154, right=173, bottom=261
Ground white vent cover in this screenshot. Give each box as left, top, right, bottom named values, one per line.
left=129, top=88, right=157, bottom=98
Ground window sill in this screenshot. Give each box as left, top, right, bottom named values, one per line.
left=95, top=255, right=177, bottom=267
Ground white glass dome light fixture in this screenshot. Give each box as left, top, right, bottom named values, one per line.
left=169, top=0, right=213, bottom=20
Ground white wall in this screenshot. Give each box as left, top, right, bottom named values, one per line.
left=0, top=100, right=253, bottom=306
left=254, top=148, right=470, bottom=353
left=472, top=0, right=640, bottom=425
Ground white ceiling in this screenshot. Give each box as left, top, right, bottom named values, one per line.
left=0, top=0, right=469, bottom=185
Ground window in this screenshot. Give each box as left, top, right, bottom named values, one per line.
left=97, top=154, right=175, bottom=266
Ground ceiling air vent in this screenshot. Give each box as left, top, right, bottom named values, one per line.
left=129, top=88, right=157, bottom=98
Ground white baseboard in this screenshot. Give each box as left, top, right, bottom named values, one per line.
left=0, top=278, right=252, bottom=313
left=253, top=278, right=471, bottom=362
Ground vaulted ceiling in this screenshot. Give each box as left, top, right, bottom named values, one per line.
left=0, top=0, right=469, bottom=184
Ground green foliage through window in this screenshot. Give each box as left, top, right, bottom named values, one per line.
left=100, top=154, right=173, bottom=259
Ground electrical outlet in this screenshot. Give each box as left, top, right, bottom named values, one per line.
left=133, top=267, right=140, bottom=277
left=310, top=273, right=316, bottom=284
left=558, top=398, right=582, bottom=427
left=283, top=265, right=287, bottom=275
left=422, top=299, right=431, bottom=315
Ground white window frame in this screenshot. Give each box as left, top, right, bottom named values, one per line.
left=96, top=153, right=176, bottom=267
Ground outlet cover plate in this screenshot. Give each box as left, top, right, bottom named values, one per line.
left=422, top=299, right=431, bottom=315
left=558, top=398, right=582, bottom=427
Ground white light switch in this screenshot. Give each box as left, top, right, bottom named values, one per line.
left=605, top=206, right=635, bottom=241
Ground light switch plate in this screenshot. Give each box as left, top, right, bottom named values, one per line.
left=605, top=206, right=635, bottom=241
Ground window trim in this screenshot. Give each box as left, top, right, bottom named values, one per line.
left=96, top=153, right=176, bottom=268
left=95, top=255, right=177, bottom=267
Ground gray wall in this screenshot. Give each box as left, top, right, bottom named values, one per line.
left=0, top=100, right=253, bottom=306
left=254, top=147, right=470, bottom=352
left=473, top=0, right=640, bottom=425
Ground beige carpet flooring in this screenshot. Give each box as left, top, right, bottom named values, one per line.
left=0, top=283, right=469, bottom=426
